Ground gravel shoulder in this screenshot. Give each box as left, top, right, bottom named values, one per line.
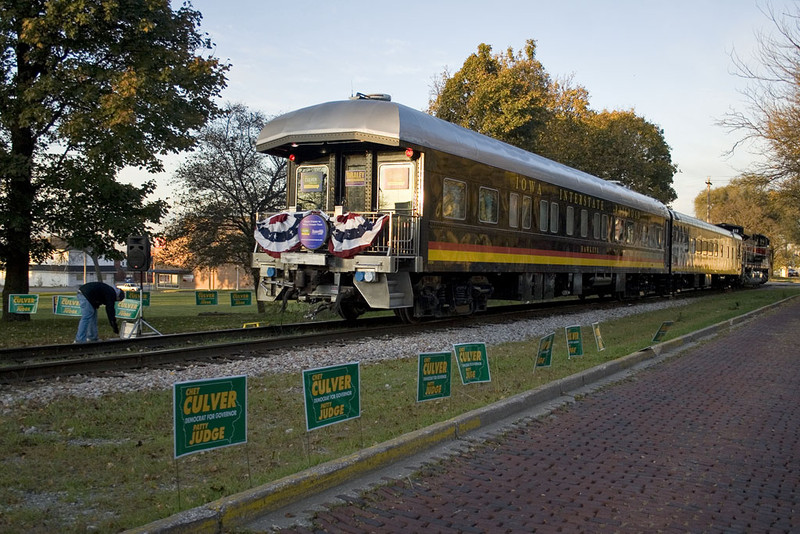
left=0, top=299, right=689, bottom=411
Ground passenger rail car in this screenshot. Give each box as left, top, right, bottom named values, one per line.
left=252, top=97, right=761, bottom=321
left=717, top=223, right=771, bottom=285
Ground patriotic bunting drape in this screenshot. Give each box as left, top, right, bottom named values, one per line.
left=329, top=212, right=389, bottom=258
left=255, top=211, right=388, bottom=259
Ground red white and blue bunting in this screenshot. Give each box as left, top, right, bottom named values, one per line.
left=329, top=212, right=389, bottom=258
left=255, top=211, right=388, bottom=259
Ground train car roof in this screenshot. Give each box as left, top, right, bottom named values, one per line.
left=257, top=99, right=670, bottom=217
left=671, top=210, right=742, bottom=239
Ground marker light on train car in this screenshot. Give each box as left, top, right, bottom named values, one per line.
left=405, top=147, right=414, bottom=158
left=266, top=267, right=276, bottom=277
left=289, top=154, right=296, bottom=162
left=355, top=270, right=377, bottom=282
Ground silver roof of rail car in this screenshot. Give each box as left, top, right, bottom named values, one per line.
left=671, top=211, right=742, bottom=239
left=256, top=99, right=670, bottom=217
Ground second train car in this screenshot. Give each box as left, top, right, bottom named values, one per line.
left=252, top=95, right=754, bottom=321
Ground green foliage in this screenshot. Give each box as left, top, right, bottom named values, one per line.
left=429, top=39, right=677, bottom=204
left=0, top=0, right=229, bottom=318
left=694, top=174, right=800, bottom=270
left=165, top=103, right=287, bottom=309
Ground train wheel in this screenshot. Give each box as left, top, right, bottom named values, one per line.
left=335, top=293, right=365, bottom=322
left=394, top=307, right=419, bottom=324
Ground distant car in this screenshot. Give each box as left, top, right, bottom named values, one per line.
left=788, top=268, right=798, bottom=277
left=117, top=282, right=140, bottom=292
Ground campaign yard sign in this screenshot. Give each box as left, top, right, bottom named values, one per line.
left=8, top=294, right=39, bottom=314
left=417, top=352, right=452, bottom=402
left=195, top=291, right=219, bottom=306
left=173, top=375, right=247, bottom=458
left=125, top=290, right=150, bottom=306
left=592, top=322, right=606, bottom=351
left=535, top=332, right=556, bottom=369
left=565, top=325, right=584, bottom=358
left=114, top=299, right=141, bottom=320
left=230, top=291, right=253, bottom=307
left=652, top=321, right=674, bottom=343
left=453, top=342, right=491, bottom=384
left=53, top=295, right=81, bottom=316
left=303, top=362, right=361, bottom=431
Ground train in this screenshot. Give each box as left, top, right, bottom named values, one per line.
left=251, top=94, right=770, bottom=322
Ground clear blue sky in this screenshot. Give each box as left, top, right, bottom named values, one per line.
left=140, top=0, right=793, bottom=216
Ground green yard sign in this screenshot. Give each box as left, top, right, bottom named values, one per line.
left=125, top=290, right=150, bottom=306
left=535, top=332, right=556, bottom=369
left=417, top=352, right=452, bottom=402
left=53, top=295, right=81, bottom=316
left=302, top=362, right=361, bottom=431
left=592, top=322, right=606, bottom=351
left=195, top=290, right=218, bottom=305
left=453, top=342, right=491, bottom=384
left=230, top=291, right=252, bottom=307
left=173, top=375, right=247, bottom=458
left=652, top=321, right=674, bottom=343
left=114, top=299, right=141, bottom=320
left=565, top=325, right=584, bottom=358
left=8, top=294, right=38, bottom=314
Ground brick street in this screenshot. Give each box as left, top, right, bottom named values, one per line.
left=269, top=299, right=800, bottom=533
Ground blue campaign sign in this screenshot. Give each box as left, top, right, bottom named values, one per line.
left=298, top=213, right=329, bottom=250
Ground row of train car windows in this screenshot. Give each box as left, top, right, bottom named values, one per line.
left=674, top=227, right=739, bottom=259
left=443, top=178, right=664, bottom=248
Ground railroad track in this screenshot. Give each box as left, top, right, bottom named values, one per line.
left=0, top=294, right=699, bottom=384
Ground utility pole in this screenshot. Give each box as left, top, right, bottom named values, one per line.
left=706, top=177, right=712, bottom=222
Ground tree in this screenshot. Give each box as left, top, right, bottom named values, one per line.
left=429, top=40, right=553, bottom=151
left=166, top=102, right=287, bottom=312
left=429, top=39, right=677, bottom=204
left=721, top=3, right=800, bottom=183
left=581, top=111, right=677, bottom=203
left=0, top=0, right=228, bottom=320
left=692, top=175, right=800, bottom=269
left=43, top=156, right=168, bottom=279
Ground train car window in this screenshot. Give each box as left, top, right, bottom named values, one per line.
left=691, top=238, right=696, bottom=254
left=344, top=156, right=367, bottom=213
left=296, top=165, right=329, bottom=210
left=625, top=221, right=635, bottom=244
left=566, top=206, right=575, bottom=236
left=509, top=193, right=520, bottom=228
left=378, top=162, right=414, bottom=212
left=442, top=178, right=466, bottom=220
left=549, top=202, right=559, bottom=233
left=593, top=213, right=601, bottom=240
left=601, top=214, right=609, bottom=241
left=613, top=218, right=625, bottom=242
left=642, top=224, right=650, bottom=247
left=522, top=196, right=532, bottom=230
left=479, top=187, right=499, bottom=224
left=580, top=209, right=589, bottom=238
left=539, top=200, right=549, bottom=232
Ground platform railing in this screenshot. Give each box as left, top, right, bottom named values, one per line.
left=254, top=210, right=419, bottom=258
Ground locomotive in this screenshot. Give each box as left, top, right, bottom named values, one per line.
left=251, top=95, right=769, bottom=321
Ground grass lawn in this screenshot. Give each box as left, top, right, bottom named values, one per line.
left=0, top=289, right=321, bottom=347
left=0, top=285, right=798, bottom=532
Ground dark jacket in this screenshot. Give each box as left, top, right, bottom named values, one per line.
left=79, top=282, right=120, bottom=332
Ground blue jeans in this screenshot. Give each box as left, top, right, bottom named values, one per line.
left=75, top=292, right=99, bottom=342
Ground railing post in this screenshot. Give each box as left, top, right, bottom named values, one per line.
left=386, top=212, right=394, bottom=256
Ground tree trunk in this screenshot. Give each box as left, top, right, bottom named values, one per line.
left=90, top=252, right=105, bottom=282
left=2, top=130, right=35, bottom=322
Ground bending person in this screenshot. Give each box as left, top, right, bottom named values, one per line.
left=75, top=282, right=125, bottom=343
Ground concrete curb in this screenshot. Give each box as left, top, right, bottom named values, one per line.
left=127, top=295, right=794, bottom=534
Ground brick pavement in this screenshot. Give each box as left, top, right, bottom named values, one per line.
left=262, top=299, right=800, bottom=533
